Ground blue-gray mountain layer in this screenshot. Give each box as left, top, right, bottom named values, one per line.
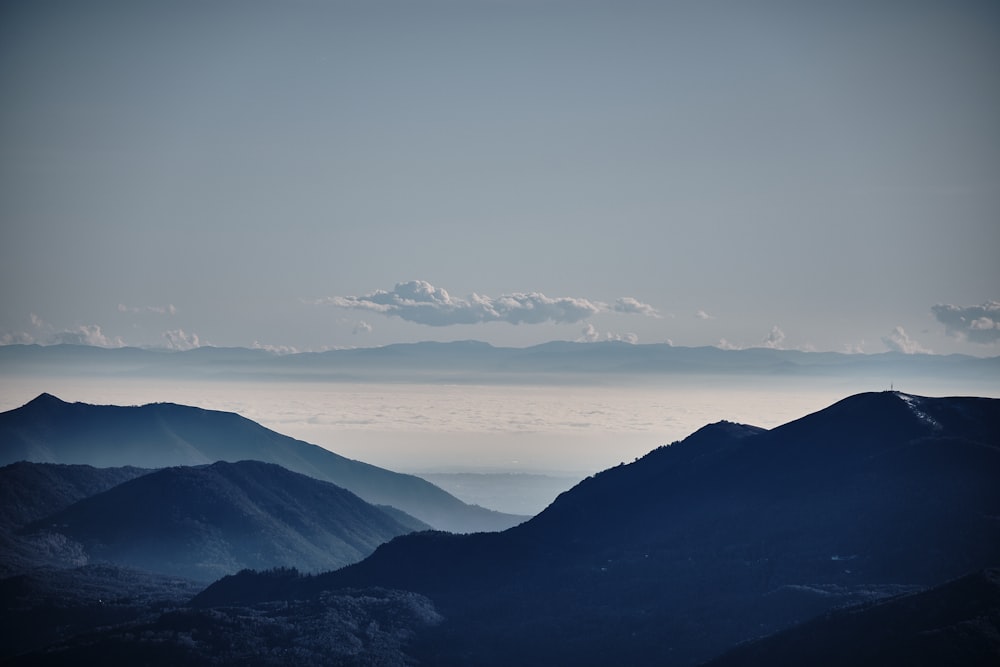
left=0, top=393, right=525, bottom=533
left=19, top=460, right=425, bottom=581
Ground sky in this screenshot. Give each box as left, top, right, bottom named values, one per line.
left=2, top=0, right=999, bottom=356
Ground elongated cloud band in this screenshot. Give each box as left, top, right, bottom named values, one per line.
left=314, top=281, right=659, bottom=327
left=932, top=301, right=1000, bottom=344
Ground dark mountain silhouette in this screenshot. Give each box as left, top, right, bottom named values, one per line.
left=704, top=568, right=1000, bottom=667
left=197, top=392, right=1000, bottom=666
left=0, top=393, right=525, bottom=533
left=21, top=460, right=428, bottom=581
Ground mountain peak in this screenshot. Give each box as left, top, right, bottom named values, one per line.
left=687, top=420, right=767, bottom=442
left=25, top=393, right=67, bottom=408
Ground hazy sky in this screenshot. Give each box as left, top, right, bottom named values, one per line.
left=2, top=0, right=999, bottom=355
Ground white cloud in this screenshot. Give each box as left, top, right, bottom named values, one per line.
left=0, top=314, right=44, bottom=344
left=0, top=314, right=126, bottom=348
left=695, top=309, right=714, bottom=320
left=881, top=326, right=931, bottom=354
left=717, top=338, right=741, bottom=350
left=315, top=280, right=657, bottom=327
left=762, top=325, right=785, bottom=349
left=353, top=320, right=374, bottom=335
left=579, top=323, right=601, bottom=342
left=577, top=324, right=638, bottom=344
left=613, top=297, right=660, bottom=318
left=52, top=324, right=125, bottom=348
left=932, top=301, right=1000, bottom=344
left=162, top=329, right=201, bottom=351
left=843, top=341, right=866, bottom=354
left=0, top=331, right=35, bottom=345
left=251, top=341, right=299, bottom=355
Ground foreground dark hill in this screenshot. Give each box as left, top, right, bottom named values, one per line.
left=200, top=392, right=1000, bottom=666
left=20, top=460, right=426, bottom=581
left=0, top=393, right=524, bottom=533
left=704, top=568, right=1000, bottom=667
left=1, top=564, right=205, bottom=660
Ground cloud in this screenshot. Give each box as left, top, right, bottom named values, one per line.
left=1, top=314, right=43, bottom=344
left=315, top=281, right=656, bottom=327
left=843, top=341, right=866, bottom=354
left=882, top=326, right=931, bottom=354
left=0, top=331, right=35, bottom=345
left=577, top=324, right=638, bottom=344
left=579, top=323, right=601, bottom=342
left=251, top=341, right=299, bottom=355
left=613, top=297, right=660, bottom=318
left=762, top=325, right=785, bottom=349
left=0, top=314, right=126, bottom=348
left=932, top=301, right=1000, bottom=344
left=695, top=309, right=714, bottom=320
left=118, top=303, right=177, bottom=315
left=353, top=320, right=374, bottom=335
left=162, top=329, right=201, bottom=351
left=52, top=325, right=125, bottom=348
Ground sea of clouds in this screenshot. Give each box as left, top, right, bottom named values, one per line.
left=1, top=373, right=960, bottom=473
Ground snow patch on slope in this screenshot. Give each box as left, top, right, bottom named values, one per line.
left=895, top=392, right=942, bottom=430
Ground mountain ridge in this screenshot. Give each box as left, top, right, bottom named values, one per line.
left=19, top=460, right=428, bottom=581
left=196, top=391, right=1000, bottom=665
left=0, top=394, right=526, bottom=533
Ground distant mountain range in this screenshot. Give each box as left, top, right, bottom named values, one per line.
left=17, top=460, right=426, bottom=581
left=0, top=393, right=526, bottom=533
left=2, top=340, right=997, bottom=383
left=195, top=392, right=1000, bottom=666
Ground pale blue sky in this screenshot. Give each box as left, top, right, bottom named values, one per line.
left=2, top=0, right=998, bottom=354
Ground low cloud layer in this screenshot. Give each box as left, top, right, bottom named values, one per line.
left=316, top=281, right=659, bottom=327
left=882, top=326, right=931, bottom=354
left=932, top=301, right=1000, bottom=344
